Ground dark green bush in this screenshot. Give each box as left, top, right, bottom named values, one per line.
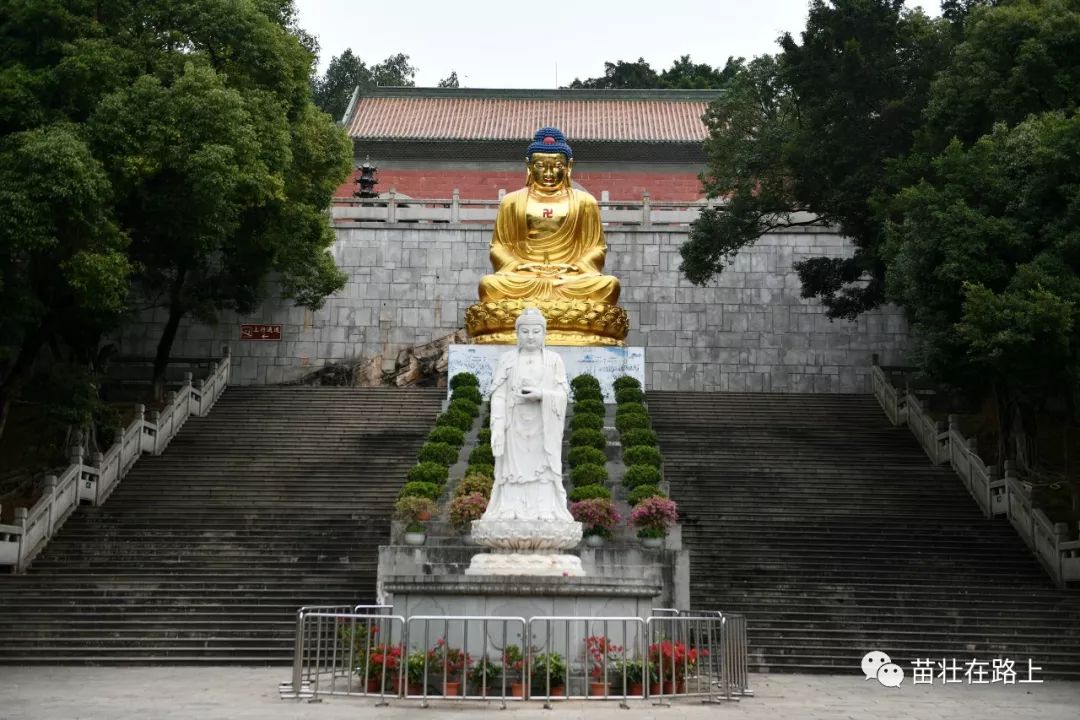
left=623, top=445, right=662, bottom=468
left=615, top=413, right=650, bottom=434
left=621, top=428, right=658, bottom=447
left=570, top=428, right=606, bottom=451
left=417, top=442, right=459, bottom=466
left=616, top=402, right=648, bottom=419
left=570, top=413, right=603, bottom=431
left=398, top=481, right=442, bottom=501
left=449, top=398, right=480, bottom=418
left=574, top=399, right=605, bottom=416
left=571, top=463, right=609, bottom=486
left=573, top=387, right=604, bottom=403
left=628, top=484, right=666, bottom=506
left=427, top=425, right=465, bottom=447
left=452, top=385, right=483, bottom=405
left=407, top=462, right=449, bottom=485
left=467, top=463, right=494, bottom=478
left=614, top=387, right=646, bottom=404
left=623, top=464, right=662, bottom=489
left=455, top=472, right=494, bottom=499
left=436, top=409, right=472, bottom=431
left=570, top=374, right=600, bottom=392
left=568, top=446, right=607, bottom=468
left=469, top=444, right=494, bottom=466
left=612, top=376, right=641, bottom=391
left=450, top=372, right=479, bottom=389
left=569, top=485, right=612, bottom=502
left=477, top=427, right=491, bottom=444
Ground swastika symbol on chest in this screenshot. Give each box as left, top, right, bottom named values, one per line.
left=543, top=209, right=553, bottom=218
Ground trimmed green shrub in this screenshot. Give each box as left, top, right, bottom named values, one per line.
left=615, top=413, right=650, bottom=434
left=614, top=387, right=646, bottom=404
left=398, top=481, right=441, bottom=501
left=476, top=427, right=491, bottom=444
left=568, top=446, right=607, bottom=468
left=417, top=442, right=459, bottom=466
left=628, top=484, right=666, bottom=506
left=468, top=444, right=494, bottom=466
left=623, top=464, right=662, bottom=489
left=449, top=398, right=479, bottom=418
left=570, top=413, right=603, bottom=431
left=621, top=428, right=658, bottom=447
left=569, top=485, right=612, bottom=502
left=570, top=374, right=600, bottom=392
left=623, top=445, right=662, bottom=469
left=482, top=412, right=490, bottom=428
left=436, top=410, right=472, bottom=432
left=612, top=376, right=641, bottom=391
left=570, top=428, right=606, bottom=451
left=452, top=385, right=483, bottom=405
left=616, top=402, right=648, bottom=419
left=450, top=372, right=479, bottom=389
left=467, top=463, right=494, bottom=478
left=427, top=425, right=465, bottom=447
left=574, top=399, right=605, bottom=417
left=573, top=387, right=604, bottom=403
left=571, top=463, right=609, bottom=486
left=407, top=462, right=449, bottom=485
left=455, top=472, right=494, bottom=499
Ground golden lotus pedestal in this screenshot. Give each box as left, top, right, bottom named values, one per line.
left=465, top=299, right=629, bottom=346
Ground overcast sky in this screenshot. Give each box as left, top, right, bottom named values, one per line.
left=295, top=0, right=944, bottom=88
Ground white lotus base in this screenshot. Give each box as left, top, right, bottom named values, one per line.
left=469, top=519, right=582, bottom=551
left=464, top=552, right=585, bottom=577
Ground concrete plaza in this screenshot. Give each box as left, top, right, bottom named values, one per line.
left=1, top=667, right=1078, bottom=720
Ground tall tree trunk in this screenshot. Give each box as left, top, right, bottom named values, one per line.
left=151, top=270, right=187, bottom=402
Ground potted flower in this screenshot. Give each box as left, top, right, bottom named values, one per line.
left=362, top=643, right=403, bottom=695
left=585, top=635, right=623, bottom=696
left=394, top=496, right=436, bottom=546
left=467, top=655, right=503, bottom=696
left=529, top=652, right=567, bottom=697
left=427, top=639, right=471, bottom=696
left=449, top=492, right=488, bottom=535
left=405, top=649, right=430, bottom=695
left=501, top=644, right=526, bottom=697
left=569, top=498, right=620, bottom=547
left=629, top=497, right=678, bottom=548
left=648, top=640, right=703, bottom=694
left=612, top=659, right=646, bottom=696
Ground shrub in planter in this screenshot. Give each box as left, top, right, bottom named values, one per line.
left=468, top=444, right=494, bottom=466
left=570, top=428, right=606, bottom=451
left=408, top=462, right=449, bottom=485
left=630, top=496, right=678, bottom=537
left=612, top=376, right=641, bottom=391
left=570, top=498, right=620, bottom=538
left=450, top=372, right=479, bottom=389
left=449, top=492, right=488, bottom=531
left=428, top=425, right=465, bottom=447
left=628, top=484, right=666, bottom=506
left=615, top=402, right=648, bottom=419
left=573, top=387, right=604, bottom=404
left=615, top=414, right=650, bottom=434
left=418, top=441, right=459, bottom=466
left=621, top=428, right=658, bottom=447
left=398, top=481, right=442, bottom=501
left=623, top=464, right=662, bottom=489
left=571, top=463, right=608, bottom=486
left=394, top=496, right=437, bottom=524
left=567, top=446, right=606, bottom=468
left=570, top=413, right=603, bottom=431
left=570, top=374, right=601, bottom=393
left=436, top=409, right=472, bottom=432
left=477, top=428, right=492, bottom=444
left=530, top=652, right=567, bottom=692
left=449, top=398, right=480, bottom=418
left=574, top=399, right=605, bottom=417
left=455, top=472, right=493, bottom=499
left=452, top=385, right=483, bottom=405
left=569, top=484, right=612, bottom=502
left=623, top=445, right=662, bottom=469
left=614, top=387, right=646, bottom=404
left=467, top=463, right=494, bottom=479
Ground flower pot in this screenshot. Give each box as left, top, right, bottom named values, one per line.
left=648, top=681, right=662, bottom=696
left=407, top=682, right=424, bottom=696
left=403, top=532, right=426, bottom=546
left=628, top=682, right=644, bottom=696
left=549, top=685, right=565, bottom=697
left=584, top=534, right=605, bottom=548
left=589, top=681, right=609, bottom=697
left=510, top=681, right=525, bottom=698
left=443, top=681, right=461, bottom=696
left=416, top=510, right=433, bottom=521
left=640, top=536, right=664, bottom=549
left=662, top=679, right=685, bottom=694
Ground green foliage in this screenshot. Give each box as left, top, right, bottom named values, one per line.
left=628, top=484, right=666, bottom=506
left=312, top=50, right=416, bottom=119
left=454, top=472, right=494, bottom=499
left=476, top=427, right=491, bottom=444
left=450, top=372, right=480, bottom=389
left=616, top=413, right=650, bottom=434
left=467, top=463, right=494, bottom=479
left=570, top=463, right=609, bottom=486
left=623, top=464, right=663, bottom=489
left=568, top=446, right=607, bottom=468
left=569, top=485, right=612, bottom=502
left=570, top=374, right=601, bottom=392
left=570, top=413, right=604, bottom=431
left=468, top=444, right=494, bottom=466
left=452, top=385, right=483, bottom=405
left=436, top=410, right=472, bottom=431
left=417, top=442, right=459, bottom=466
left=616, top=402, right=649, bottom=420
left=570, top=428, right=606, bottom=451
left=393, top=496, right=437, bottom=523
left=573, top=388, right=604, bottom=404
left=407, top=462, right=449, bottom=485
left=449, top=398, right=479, bottom=418
left=569, top=55, right=737, bottom=89
left=623, top=445, right=663, bottom=469
left=398, top=481, right=441, bottom=501
left=529, top=652, right=567, bottom=688
left=622, top=429, right=658, bottom=448
left=612, top=376, right=641, bottom=391
left=428, top=425, right=465, bottom=447
left=574, top=399, right=605, bottom=417
left=614, top=387, right=645, bottom=404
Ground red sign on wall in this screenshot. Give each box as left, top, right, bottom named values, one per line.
left=240, top=324, right=282, bottom=341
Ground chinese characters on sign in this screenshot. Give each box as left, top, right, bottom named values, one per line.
left=240, top=324, right=282, bottom=341
left=910, top=657, right=1043, bottom=685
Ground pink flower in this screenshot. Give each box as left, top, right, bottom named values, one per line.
left=629, top=497, right=678, bottom=533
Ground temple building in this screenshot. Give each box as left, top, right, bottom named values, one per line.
left=335, top=87, right=718, bottom=202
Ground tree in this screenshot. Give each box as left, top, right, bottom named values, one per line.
left=438, top=71, right=460, bottom=88
left=313, top=49, right=370, bottom=120
left=570, top=58, right=661, bottom=88
left=569, top=55, right=738, bottom=90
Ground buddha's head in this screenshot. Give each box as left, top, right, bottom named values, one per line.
left=515, top=307, right=547, bottom=350
left=526, top=127, right=573, bottom=191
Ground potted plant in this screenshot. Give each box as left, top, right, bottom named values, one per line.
left=629, top=496, right=678, bottom=549
left=648, top=640, right=702, bottom=694
left=427, top=639, right=471, bottom=696
left=529, top=652, right=567, bottom=697
left=501, top=644, right=526, bottom=697
left=405, top=649, right=430, bottom=695
left=585, top=635, right=623, bottom=696
left=467, top=655, right=503, bottom=696
left=612, top=659, right=646, bottom=696
left=394, top=496, right=436, bottom=546
left=361, top=643, right=403, bottom=695
left=570, top=498, right=620, bottom=547
left=448, top=492, right=488, bottom=534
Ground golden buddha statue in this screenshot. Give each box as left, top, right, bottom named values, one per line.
left=465, top=127, right=629, bottom=346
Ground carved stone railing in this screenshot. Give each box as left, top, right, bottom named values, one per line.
left=871, top=361, right=1080, bottom=587
left=332, top=192, right=719, bottom=227
left=0, top=348, right=231, bottom=572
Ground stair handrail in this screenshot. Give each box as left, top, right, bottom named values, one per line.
left=871, top=359, right=1080, bottom=588
left=0, top=347, right=232, bottom=573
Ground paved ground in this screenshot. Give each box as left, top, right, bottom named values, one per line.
left=1, top=668, right=1078, bottom=720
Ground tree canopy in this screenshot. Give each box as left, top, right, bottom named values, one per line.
left=312, top=50, right=417, bottom=120
left=569, top=56, right=738, bottom=89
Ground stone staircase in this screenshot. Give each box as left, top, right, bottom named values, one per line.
left=0, top=386, right=442, bottom=664
left=649, top=391, right=1080, bottom=679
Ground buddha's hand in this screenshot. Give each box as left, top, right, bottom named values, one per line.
left=555, top=263, right=579, bottom=273
left=517, top=385, right=543, bottom=402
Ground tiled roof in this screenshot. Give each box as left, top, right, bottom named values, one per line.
left=344, top=88, right=717, bottom=144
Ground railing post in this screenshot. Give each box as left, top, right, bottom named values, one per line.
left=642, top=191, right=652, bottom=227
left=92, top=452, right=104, bottom=504
left=148, top=409, right=160, bottom=455
left=183, top=372, right=193, bottom=415
left=14, top=507, right=27, bottom=572
left=43, top=475, right=58, bottom=540
left=388, top=189, right=398, bottom=223
left=451, top=188, right=460, bottom=223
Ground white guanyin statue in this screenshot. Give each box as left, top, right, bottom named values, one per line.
left=466, top=307, right=584, bottom=576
